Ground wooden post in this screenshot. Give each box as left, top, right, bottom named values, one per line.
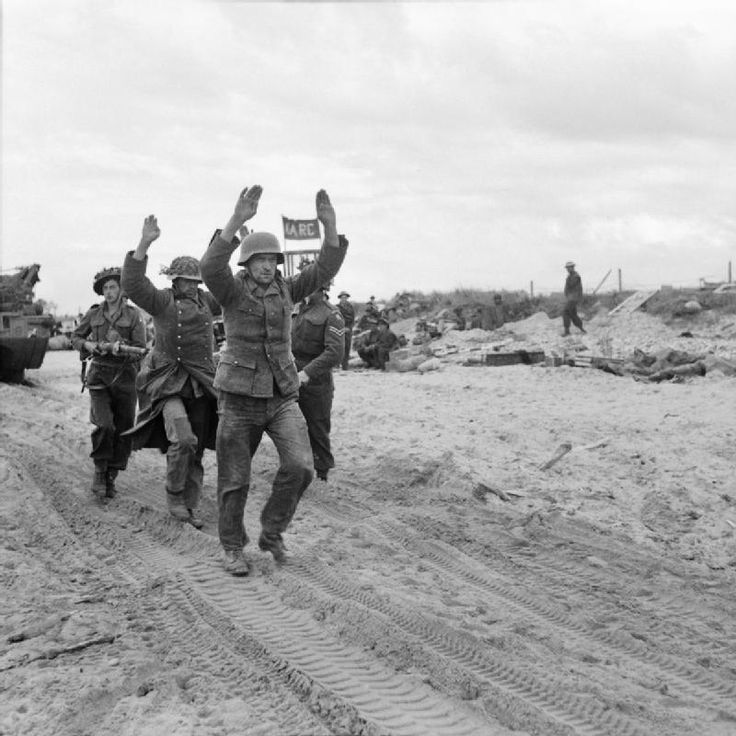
left=618, top=269, right=622, bottom=292
left=729, top=260, right=732, bottom=283
left=530, top=280, right=534, bottom=298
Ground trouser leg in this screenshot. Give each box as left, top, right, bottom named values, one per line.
left=562, top=304, right=573, bottom=333
left=298, top=381, right=334, bottom=476
left=342, top=332, right=352, bottom=370
left=261, top=397, right=313, bottom=536
left=216, top=392, right=265, bottom=551
left=89, top=388, right=114, bottom=470
left=181, top=395, right=212, bottom=510
left=163, top=397, right=198, bottom=501
left=108, top=373, right=137, bottom=471
left=569, top=304, right=584, bottom=330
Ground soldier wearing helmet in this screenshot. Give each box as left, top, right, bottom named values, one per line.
left=71, top=266, right=147, bottom=500
left=200, top=185, right=348, bottom=577
left=120, top=216, right=223, bottom=529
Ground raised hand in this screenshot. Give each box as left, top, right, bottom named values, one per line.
left=233, top=185, right=263, bottom=225
left=315, top=189, right=336, bottom=228
left=141, top=215, right=161, bottom=246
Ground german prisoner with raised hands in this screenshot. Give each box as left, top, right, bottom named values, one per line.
left=199, top=185, right=347, bottom=577
left=121, top=215, right=221, bottom=529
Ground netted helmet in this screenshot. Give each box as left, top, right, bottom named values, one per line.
left=93, top=266, right=121, bottom=295
left=237, top=232, right=284, bottom=266
left=161, top=256, right=202, bottom=281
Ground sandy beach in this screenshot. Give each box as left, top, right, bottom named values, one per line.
left=1, top=306, right=735, bottom=735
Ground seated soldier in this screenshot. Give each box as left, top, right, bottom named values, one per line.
left=357, top=317, right=398, bottom=370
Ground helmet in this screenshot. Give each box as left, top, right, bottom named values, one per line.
left=338, top=291, right=350, bottom=298
left=93, top=266, right=121, bottom=295
left=237, top=232, right=284, bottom=266
left=565, top=261, right=575, bottom=268
left=162, top=256, right=201, bottom=281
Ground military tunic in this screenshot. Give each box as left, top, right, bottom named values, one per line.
left=71, top=300, right=146, bottom=472
left=292, top=291, right=345, bottom=475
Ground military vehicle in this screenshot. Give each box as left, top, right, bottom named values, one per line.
left=0, top=264, right=55, bottom=382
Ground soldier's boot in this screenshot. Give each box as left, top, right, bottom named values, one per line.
left=188, top=507, right=204, bottom=529
left=91, top=464, right=107, bottom=498
left=105, top=469, right=118, bottom=498
left=223, top=549, right=250, bottom=577
left=258, top=532, right=288, bottom=565
left=166, top=492, right=190, bottom=522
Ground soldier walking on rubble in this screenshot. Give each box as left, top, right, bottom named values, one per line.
left=562, top=261, right=586, bottom=336
left=200, top=185, right=348, bottom=577
left=336, top=288, right=354, bottom=369
left=121, top=216, right=222, bottom=529
left=72, top=267, right=147, bottom=499
left=292, top=283, right=345, bottom=482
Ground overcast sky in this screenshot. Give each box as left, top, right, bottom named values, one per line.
left=2, top=0, right=735, bottom=315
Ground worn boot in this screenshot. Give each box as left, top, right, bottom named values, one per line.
left=188, top=507, right=204, bottom=529
left=105, top=469, right=118, bottom=498
left=90, top=465, right=107, bottom=498
left=258, top=532, right=288, bottom=565
left=166, top=492, right=190, bottom=522
left=223, top=549, right=250, bottom=577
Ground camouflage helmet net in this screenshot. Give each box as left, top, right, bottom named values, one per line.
left=161, top=256, right=202, bottom=281
left=93, top=266, right=122, bottom=295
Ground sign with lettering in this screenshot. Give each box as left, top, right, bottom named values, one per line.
left=282, top=216, right=320, bottom=241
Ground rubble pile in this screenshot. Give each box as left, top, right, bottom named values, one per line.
left=383, top=307, right=736, bottom=378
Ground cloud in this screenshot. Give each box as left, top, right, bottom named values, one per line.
left=2, top=0, right=735, bottom=313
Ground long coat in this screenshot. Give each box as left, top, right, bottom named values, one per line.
left=120, top=252, right=221, bottom=451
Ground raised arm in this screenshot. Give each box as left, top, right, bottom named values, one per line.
left=289, top=195, right=347, bottom=304
left=121, top=215, right=171, bottom=315
left=201, top=186, right=262, bottom=306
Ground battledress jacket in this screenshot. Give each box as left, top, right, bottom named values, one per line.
left=120, top=252, right=221, bottom=451
left=291, top=294, right=345, bottom=382
left=199, top=235, right=347, bottom=399
left=564, top=272, right=583, bottom=303
left=71, top=301, right=146, bottom=385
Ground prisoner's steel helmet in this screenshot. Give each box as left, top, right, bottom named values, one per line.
left=93, top=266, right=122, bottom=295
left=238, top=232, right=284, bottom=266
left=165, top=256, right=202, bottom=281
left=565, top=261, right=576, bottom=268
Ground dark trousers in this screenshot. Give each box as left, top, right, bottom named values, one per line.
left=162, top=395, right=212, bottom=509
left=358, top=344, right=391, bottom=369
left=216, top=391, right=313, bottom=551
left=562, top=300, right=584, bottom=332
left=342, top=330, right=353, bottom=370
left=88, top=364, right=137, bottom=471
left=298, top=377, right=335, bottom=474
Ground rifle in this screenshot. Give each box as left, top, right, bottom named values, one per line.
left=95, top=341, right=148, bottom=357
left=80, top=342, right=148, bottom=392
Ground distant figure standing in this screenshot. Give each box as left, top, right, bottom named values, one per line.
left=562, top=261, right=586, bottom=336
left=336, top=287, right=355, bottom=370
left=291, top=285, right=344, bottom=481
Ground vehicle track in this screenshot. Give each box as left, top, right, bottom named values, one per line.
left=20, top=447, right=501, bottom=736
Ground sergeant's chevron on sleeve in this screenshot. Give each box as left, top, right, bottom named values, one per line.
left=328, top=326, right=346, bottom=337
